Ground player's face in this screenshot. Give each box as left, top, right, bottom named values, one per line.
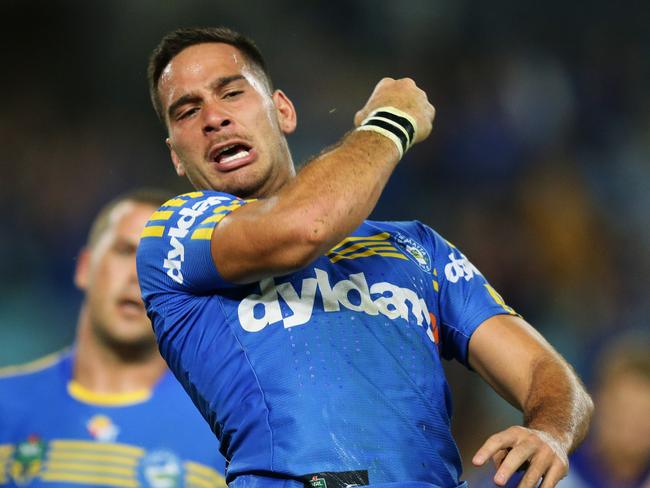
left=159, top=43, right=297, bottom=198
left=76, top=202, right=157, bottom=351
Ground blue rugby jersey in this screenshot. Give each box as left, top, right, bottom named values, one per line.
left=136, top=191, right=517, bottom=488
left=0, top=350, right=226, bottom=487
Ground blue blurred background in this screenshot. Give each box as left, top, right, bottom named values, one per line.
left=1, top=0, right=648, bottom=483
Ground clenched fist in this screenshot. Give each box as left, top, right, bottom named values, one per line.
left=354, top=78, right=436, bottom=146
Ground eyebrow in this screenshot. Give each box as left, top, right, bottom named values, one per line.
left=167, top=74, right=247, bottom=119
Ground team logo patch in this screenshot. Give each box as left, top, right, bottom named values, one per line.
left=87, top=414, right=119, bottom=442
left=393, top=232, right=431, bottom=271
left=140, top=450, right=182, bottom=488
left=10, top=434, right=45, bottom=485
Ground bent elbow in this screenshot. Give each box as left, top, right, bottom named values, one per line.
left=286, top=218, right=332, bottom=267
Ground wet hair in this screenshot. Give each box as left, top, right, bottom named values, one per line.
left=86, top=188, right=172, bottom=248
left=147, top=26, right=272, bottom=123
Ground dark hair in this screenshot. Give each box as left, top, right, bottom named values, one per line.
left=147, top=26, right=271, bottom=123
left=86, top=188, right=173, bottom=247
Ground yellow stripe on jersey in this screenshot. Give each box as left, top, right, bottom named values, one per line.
left=0, top=444, right=12, bottom=483
left=185, top=461, right=227, bottom=487
left=0, top=444, right=13, bottom=457
left=329, top=242, right=397, bottom=257
left=330, top=232, right=391, bottom=251
left=185, top=461, right=223, bottom=479
left=148, top=210, right=174, bottom=221
left=200, top=213, right=228, bottom=225
left=211, top=203, right=242, bottom=214
left=191, top=228, right=213, bottom=240
left=68, top=381, right=151, bottom=406
left=40, top=472, right=138, bottom=487
left=484, top=284, right=517, bottom=315
left=161, top=198, right=186, bottom=207
left=46, top=451, right=139, bottom=466
left=140, top=225, right=165, bottom=238
left=186, top=474, right=225, bottom=488
left=330, top=249, right=408, bottom=264
left=49, top=440, right=144, bottom=457
left=0, top=349, right=68, bottom=378
left=181, top=191, right=204, bottom=198
left=44, top=461, right=136, bottom=477
left=432, top=279, right=439, bottom=292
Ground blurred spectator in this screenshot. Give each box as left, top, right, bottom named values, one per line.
left=564, top=334, right=650, bottom=488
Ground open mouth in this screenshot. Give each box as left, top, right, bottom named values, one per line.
left=210, top=143, right=252, bottom=165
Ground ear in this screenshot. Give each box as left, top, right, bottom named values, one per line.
left=74, top=247, right=91, bottom=291
left=272, top=90, right=297, bottom=135
left=166, top=138, right=186, bottom=176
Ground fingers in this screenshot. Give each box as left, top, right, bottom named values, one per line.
left=473, top=427, right=569, bottom=488
left=538, top=459, right=568, bottom=488
left=472, top=427, right=521, bottom=467
left=491, top=449, right=508, bottom=469
left=493, top=444, right=536, bottom=486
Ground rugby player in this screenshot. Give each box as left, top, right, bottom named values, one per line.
left=0, top=190, right=226, bottom=487
left=137, top=27, right=593, bottom=488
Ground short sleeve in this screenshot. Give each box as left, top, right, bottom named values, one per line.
left=136, top=190, right=252, bottom=302
left=418, top=223, right=518, bottom=365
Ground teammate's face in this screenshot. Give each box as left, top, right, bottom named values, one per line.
left=75, top=202, right=157, bottom=351
left=158, top=43, right=297, bottom=198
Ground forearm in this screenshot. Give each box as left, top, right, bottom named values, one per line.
left=213, top=77, right=435, bottom=283
left=470, top=316, right=594, bottom=486
left=523, top=355, right=593, bottom=453
left=274, top=129, right=400, bottom=253
left=215, top=130, right=400, bottom=283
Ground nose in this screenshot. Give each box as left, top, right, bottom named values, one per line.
left=202, top=102, right=232, bottom=135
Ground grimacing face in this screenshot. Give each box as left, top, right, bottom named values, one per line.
left=75, top=201, right=158, bottom=351
left=159, top=42, right=297, bottom=198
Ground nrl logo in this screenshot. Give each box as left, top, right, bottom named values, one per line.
left=393, top=232, right=431, bottom=272
left=309, top=475, right=327, bottom=488
left=10, top=434, right=45, bottom=485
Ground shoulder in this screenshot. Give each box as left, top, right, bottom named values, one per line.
left=364, top=218, right=446, bottom=254
left=0, top=349, right=69, bottom=383
left=136, top=190, right=251, bottom=284
left=0, top=350, right=69, bottom=411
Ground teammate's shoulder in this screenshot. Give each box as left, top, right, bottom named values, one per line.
left=0, top=348, right=70, bottom=387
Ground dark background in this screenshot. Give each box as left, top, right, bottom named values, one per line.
left=1, top=0, right=648, bottom=482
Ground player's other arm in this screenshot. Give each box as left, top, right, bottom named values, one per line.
left=214, top=78, right=435, bottom=284
left=468, top=315, right=594, bottom=488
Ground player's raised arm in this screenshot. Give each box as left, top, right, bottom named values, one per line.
left=213, top=78, right=435, bottom=283
left=468, top=315, right=594, bottom=488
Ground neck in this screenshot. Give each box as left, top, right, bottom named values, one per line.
left=73, top=305, right=167, bottom=394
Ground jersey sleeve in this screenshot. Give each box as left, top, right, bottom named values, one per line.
left=417, top=222, right=518, bottom=366
left=136, top=190, right=252, bottom=301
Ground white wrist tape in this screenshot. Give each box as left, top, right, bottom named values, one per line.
left=357, top=107, right=418, bottom=158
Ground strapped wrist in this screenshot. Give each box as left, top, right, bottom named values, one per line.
left=357, top=107, right=418, bottom=158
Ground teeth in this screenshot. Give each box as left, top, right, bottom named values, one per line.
left=220, top=149, right=249, bottom=164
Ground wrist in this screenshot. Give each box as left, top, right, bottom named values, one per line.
left=356, top=107, right=418, bottom=159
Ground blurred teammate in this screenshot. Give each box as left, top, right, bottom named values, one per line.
left=0, top=190, right=226, bottom=487
left=137, top=27, right=593, bottom=488
left=563, top=335, right=650, bottom=488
